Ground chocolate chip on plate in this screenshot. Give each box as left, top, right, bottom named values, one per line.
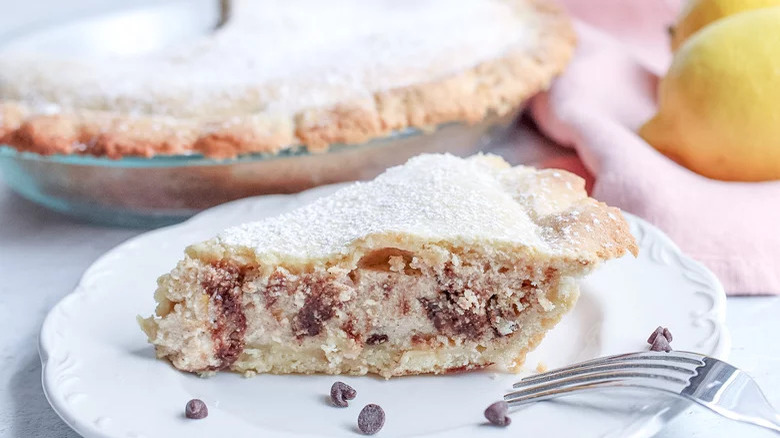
left=357, top=404, right=385, bottom=435
left=647, top=326, right=673, bottom=350
left=650, top=334, right=672, bottom=352
left=662, top=327, right=673, bottom=342
left=484, top=401, right=511, bottom=426
left=330, top=381, right=357, bottom=407
left=185, top=399, right=208, bottom=419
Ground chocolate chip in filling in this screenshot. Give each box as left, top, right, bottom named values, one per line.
left=291, top=277, right=340, bottom=338
left=419, top=291, right=491, bottom=340
left=201, top=261, right=248, bottom=370
left=366, top=334, right=389, bottom=345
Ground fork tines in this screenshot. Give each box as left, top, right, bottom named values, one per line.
left=505, top=351, right=706, bottom=406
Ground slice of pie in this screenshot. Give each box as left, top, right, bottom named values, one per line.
left=0, top=0, right=574, bottom=158
left=139, top=154, right=637, bottom=378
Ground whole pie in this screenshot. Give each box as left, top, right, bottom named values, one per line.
left=0, top=0, right=574, bottom=158
left=139, top=154, right=637, bottom=378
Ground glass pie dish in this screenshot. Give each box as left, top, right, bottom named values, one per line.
left=0, top=115, right=514, bottom=227
left=0, top=0, right=530, bottom=227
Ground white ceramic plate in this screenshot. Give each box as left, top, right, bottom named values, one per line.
left=40, top=184, right=730, bottom=438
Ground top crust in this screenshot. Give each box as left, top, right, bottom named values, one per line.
left=187, top=154, right=638, bottom=273
left=0, top=0, right=575, bottom=158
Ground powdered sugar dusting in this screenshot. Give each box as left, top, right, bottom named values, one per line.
left=0, top=0, right=539, bottom=118
left=219, top=154, right=552, bottom=261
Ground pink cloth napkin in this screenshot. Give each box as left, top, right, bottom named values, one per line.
left=528, top=0, right=780, bottom=295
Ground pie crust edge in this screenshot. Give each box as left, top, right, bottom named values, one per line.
left=0, top=0, right=575, bottom=158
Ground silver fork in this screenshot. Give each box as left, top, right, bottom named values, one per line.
left=504, top=351, right=780, bottom=434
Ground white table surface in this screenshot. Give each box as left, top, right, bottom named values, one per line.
left=0, top=2, right=779, bottom=438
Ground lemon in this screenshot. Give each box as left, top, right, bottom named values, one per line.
left=670, top=0, right=780, bottom=50
left=640, top=7, right=780, bottom=182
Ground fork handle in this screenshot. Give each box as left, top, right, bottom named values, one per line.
left=760, top=412, right=780, bottom=434
left=732, top=406, right=780, bottom=434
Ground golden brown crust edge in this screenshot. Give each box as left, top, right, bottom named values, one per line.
left=0, top=0, right=575, bottom=159
left=521, top=167, right=639, bottom=266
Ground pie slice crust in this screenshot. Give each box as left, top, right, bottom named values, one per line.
left=139, top=154, right=637, bottom=378
left=0, top=0, right=574, bottom=158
